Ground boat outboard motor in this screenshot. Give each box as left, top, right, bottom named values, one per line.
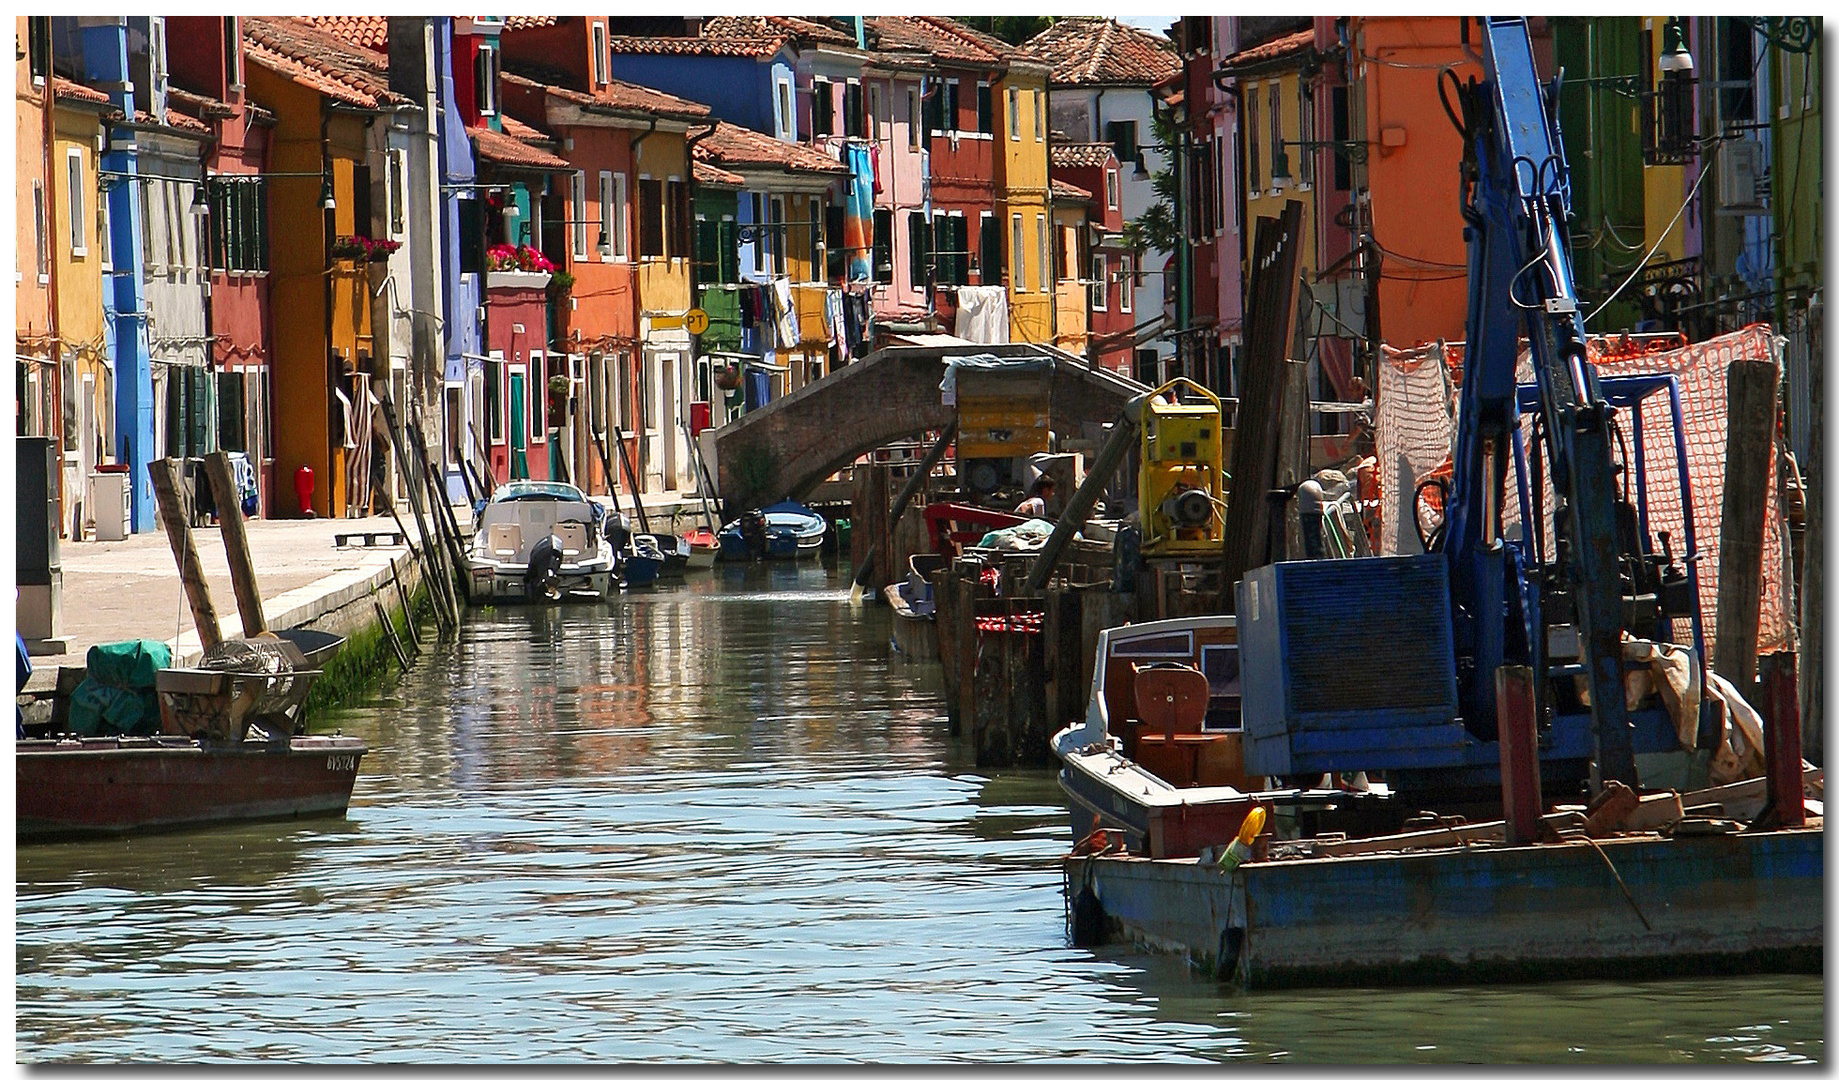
left=524, top=534, right=565, bottom=601
left=603, top=512, right=631, bottom=553
left=740, top=508, right=768, bottom=561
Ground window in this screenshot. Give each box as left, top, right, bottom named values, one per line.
left=747, top=194, right=765, bottom=273
left=459, top=196, right=483, bottom=274
left=638, top=178, right=663, bottom=257
left=485, top=358, right=503, bottom=443
left=99, top=188, right=112, bottom=270
left=777, top=79, right=795, bottom=140
left=66, top=148, right=86, bottom=257
left=1010, top=213, right=1024, bottom=291
left=1089, top=253, right=1106, bottom=310
left=1008, top=86, right=1019, bottom=140
left=1035, top=213, right=1047, bottom=292
left=388, top=149, right=406, bottom=236
left=1246, top=85, right=1261, bottom=193
left=843, top=80, right=864, bottom=139
left=223, top=16, right=241, bottom=90
left=694, top=214, right=717, bottom=286
left=1331, top=85, right=1351, bottom=191
left=812, top=78, right=834, bottom=136
left=1034, top=89, right=1044, bottom=141
left=907, top=210, right=930, bottom=287
left=1268, top=81, right=1282, bottom=188
left=668, top=179, right=690, bottom=259
left=475, top=44, right=498, bottom=116
left=1297, top=81, right=1314, bottom=187
left=611, top=173, right=629, bottom=259
left=592, top=22, right=608, bottom=87
left=769, top=195, right=787, bottom=276
left=976, top=82, right=992, bottom=133
left=571, top=172, right=587, bottom=258
left=906, top=87, right=920, bottom=149
left=808, top=199, right=823, bottom=280
left=1119, top=254, right=1134, bottom=313
left=929, top=213, right=966, bottom=286
left=872, top=207, right=892, bottom=283
left=1199, top=137, right=1217, bottom=235
left=825, top=204, right=845, bottom=280
left=598, top=171, right=613, bottom=260
left=1105, top=168, right=1120, bottom=210
left=979, top=212, right=999, bottom=285
left=1106, top=119, right=1138, bottom=164
left=867, top=83, right=882, bottom=139
left=33, top=183, right=48, bottom=281
left=150, top=19, right=167, bottom=101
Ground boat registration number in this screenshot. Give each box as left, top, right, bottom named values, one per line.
left=325, top=755, right=359, bottom=772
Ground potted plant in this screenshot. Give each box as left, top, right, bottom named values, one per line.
left=546, top=269, right=575, bottom=301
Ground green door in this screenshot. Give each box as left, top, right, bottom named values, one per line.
left=509, top=371, right=528, bottom=480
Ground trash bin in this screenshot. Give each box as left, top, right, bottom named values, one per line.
left=90, top=468, right=131, bottom=542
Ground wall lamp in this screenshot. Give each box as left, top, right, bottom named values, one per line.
left=1559, top=17, right=1698, bottom=165
left=518, top=220, right=613, bottom=257
left=1269, top=140, right=1369, bottom=186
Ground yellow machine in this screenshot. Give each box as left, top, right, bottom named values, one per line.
left=1138, top=377, right=1226, bottom=554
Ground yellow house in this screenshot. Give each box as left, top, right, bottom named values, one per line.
left=632, top=125, right=702, bottom=493
left=1229, top=32, right=1320, bottom=294
left=1049, top=179, right=1091, bottom=357
left=51, top=78, right=114, bottom=534
left=17, top=19, right=57, bottom=447
left=995, top=57, right=1054, bottom=345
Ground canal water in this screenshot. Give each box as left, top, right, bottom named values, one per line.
left=16, top=564, right=1822, bottom=1064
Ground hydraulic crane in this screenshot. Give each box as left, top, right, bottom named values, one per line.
left=1237, top=17, right=1701, bottom=797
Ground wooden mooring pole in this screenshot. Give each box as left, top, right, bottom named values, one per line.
left=1714, top=359, right=1780, bottom=696
left=147, top=458, right=222, bottom=651
left=1495, top=664, right=1543, bottom=846
left=201, top=451, right=266, bottom=637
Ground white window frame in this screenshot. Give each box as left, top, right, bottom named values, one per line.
left=777, top=78, right=795, bottom=141
left=611, top=172, right=630, bottom=261
left=33, top=181, right=49, bottom=283
left=571, top=171, right=587, bottom=258
left=598, top=170, right=614, bottom=261
left=66, top=148, right=87, bottom=257
left=1035, top=212, right=1047, bottom=293
left=1008, top=86, right=1019, bottom=141
left=769, top=195, right=787, bottom=277
left=477, top=43, right=499, bottom=117
left=1010, top=213, right=1024, bottom=292
left=592, top=22, right=608, bottom=87
left=1119, top=254, right=1134, bottom=313
left=1105, top=168, right=1120, bottom=211
left=906, top=86, right=920, bottom=149
left=1089, top=253, right=1106, bottom=311
left=224, top=16, right=242, bottom=92
left=868, top=82, right=883, bottom=141
left=97, top=184, right=112, bottom=271
left=977, top=209, right=994, bottom=285
left=1034, top=89, right=1044, bottom=142
left=388, top=148, right=407, bottom=237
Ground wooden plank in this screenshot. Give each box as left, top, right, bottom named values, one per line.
left=1714, top=359, right=1780, bottom=693
left=147, top=458, right=222, bottom=651
left=201, top=451, right=266, bottom=636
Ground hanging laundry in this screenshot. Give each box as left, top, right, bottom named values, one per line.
left=952, top=285, right=1011, bottom=345
left=843, top=144, right=875, bottom=283
left=771, top=277, right=800, bottom=349
left=870, top=142, right=883, bottom=195
left=824, top=288, right=847, bottom=354
left=844, top=292, right=874, bottom=358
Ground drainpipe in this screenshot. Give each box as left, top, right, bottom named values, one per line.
left=43, top=66, right=65, bottom=533
left=320, top=109, right=337, bottom=517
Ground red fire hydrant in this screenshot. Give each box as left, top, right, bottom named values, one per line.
left=294, top=465, right=316, bottom=519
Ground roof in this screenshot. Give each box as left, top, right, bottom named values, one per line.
left=245, top=16, right=411, bottom=110
left=693, top=121, right=848, bottom=177
left=298, top=16, right=388, bottom=52
left=147, top=108, right=210, bottom=134
left=502, top=68, right=712, bottom=124
left=864, top=16, right=1022, bottom=67
left=1050, top=142, right=1117, bottom=169
left=167, top=86, right=237, bottom=120
left=604, top=34, right=789, bottom=59
left=1050, top=178, right=1093, bottom=202
left=504, top=16, right=558, bottom=31
left=693, top=160, right=746, bottom=188
left=1024, top=17, right=1180, bottom=87
left=51, top=77, right=112, bottom=106
left=701, top=15, right=858, bottom=48
left=1216, top=29, right=1316, bottom=76
left=498, top=114, right=554, bottom=144
left=470, top=124, right=572, bottom=171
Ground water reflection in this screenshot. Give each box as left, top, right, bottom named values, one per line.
left=14, top=562, right=1823, bottom=1064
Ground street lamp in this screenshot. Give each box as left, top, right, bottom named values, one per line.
left=1656, top=16, right=1693, bottom=73
left=189, top=182, right=210, bottom=217
left=319, top=172, right=336, bottom=212
left=596, top=229, right=612, bottom=259
left=1269, top=140, right=1369, bottom=187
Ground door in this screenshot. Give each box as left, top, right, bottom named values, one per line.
left=509, top=368, right=528, bottom=480
left=661, top=350, right=678, bottom=491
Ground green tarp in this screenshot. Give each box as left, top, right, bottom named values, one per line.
left=69, top=640, right=171, bottom=737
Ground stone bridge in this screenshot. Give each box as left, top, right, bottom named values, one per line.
left=706, top=342, right=1148, bottom=513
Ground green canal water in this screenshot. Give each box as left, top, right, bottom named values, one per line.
left=15, top=563, right=1823, bottom=1064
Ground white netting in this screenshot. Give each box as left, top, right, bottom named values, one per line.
left=1374, top=325, right=1791, bottom=667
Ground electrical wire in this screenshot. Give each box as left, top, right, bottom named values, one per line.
left=1583, top=136, right=1722, bottom=325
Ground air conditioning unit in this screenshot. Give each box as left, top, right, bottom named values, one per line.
left=1718, top=138, right=1769, bottom=215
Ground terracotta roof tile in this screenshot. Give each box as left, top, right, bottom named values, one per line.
left=701, top=15, right=857, bottom=47
left=604, top=34, right=789, bottom=59
left=158, top=108, right=210, bottom=134
left=470, top=124, right=572, bottom=171
left=502, top=68, right=711, bottom=124
left=1025, top=17, right=1179, bottom=87
left=504, top=16, right=558, bottom=31
left=499, top=114, right=552, bottom=144
left=694, top=160, right=746, bottom=188
left=167, top=86, right=238, bottom=120
left=245, top=16, right=410, bottom=110
left=693, top=121, right=848, bottom=176
left=299, top=15, right=388, bottom=52
left=1051, top=177, right=1094, bottom=202
left=1217, top=29, right=1316, bottom=75
left=51, top=77, right=111, bottom=106
left=1050, top=142, right=1117, bottom=169
left=865, top=16, right=1017, bottom=66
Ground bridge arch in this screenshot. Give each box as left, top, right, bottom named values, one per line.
left=707, top=342, right=1146, bottom=513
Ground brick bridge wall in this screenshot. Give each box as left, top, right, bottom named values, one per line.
left=711, top=343, right=1147, bottom=512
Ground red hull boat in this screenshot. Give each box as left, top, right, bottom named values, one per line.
left=17, top=735, right=367, bottom=842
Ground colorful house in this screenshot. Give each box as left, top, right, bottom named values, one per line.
left=1051, top=141, right=1133, bottom=373
left=994, top=48, right=1055, bottom=345
left=46, top=75, right=113, bottom=537
left=1048, top=178, right=1092, bottom=356
left=16, top=17, right=58, bottom=461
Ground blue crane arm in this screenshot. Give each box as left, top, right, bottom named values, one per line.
left=1444, top=16, right=1637, bottom=788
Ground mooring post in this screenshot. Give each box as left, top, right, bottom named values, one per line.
left=147, top=458, right=223, bottom=652
left=1495, top=664, right=1543, bottom=845
left=201, top=451, right=266, bottom=637
left=1760, top=651, right=1806, bottom=828
left=1715, top=359, right=1780, bottom=697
